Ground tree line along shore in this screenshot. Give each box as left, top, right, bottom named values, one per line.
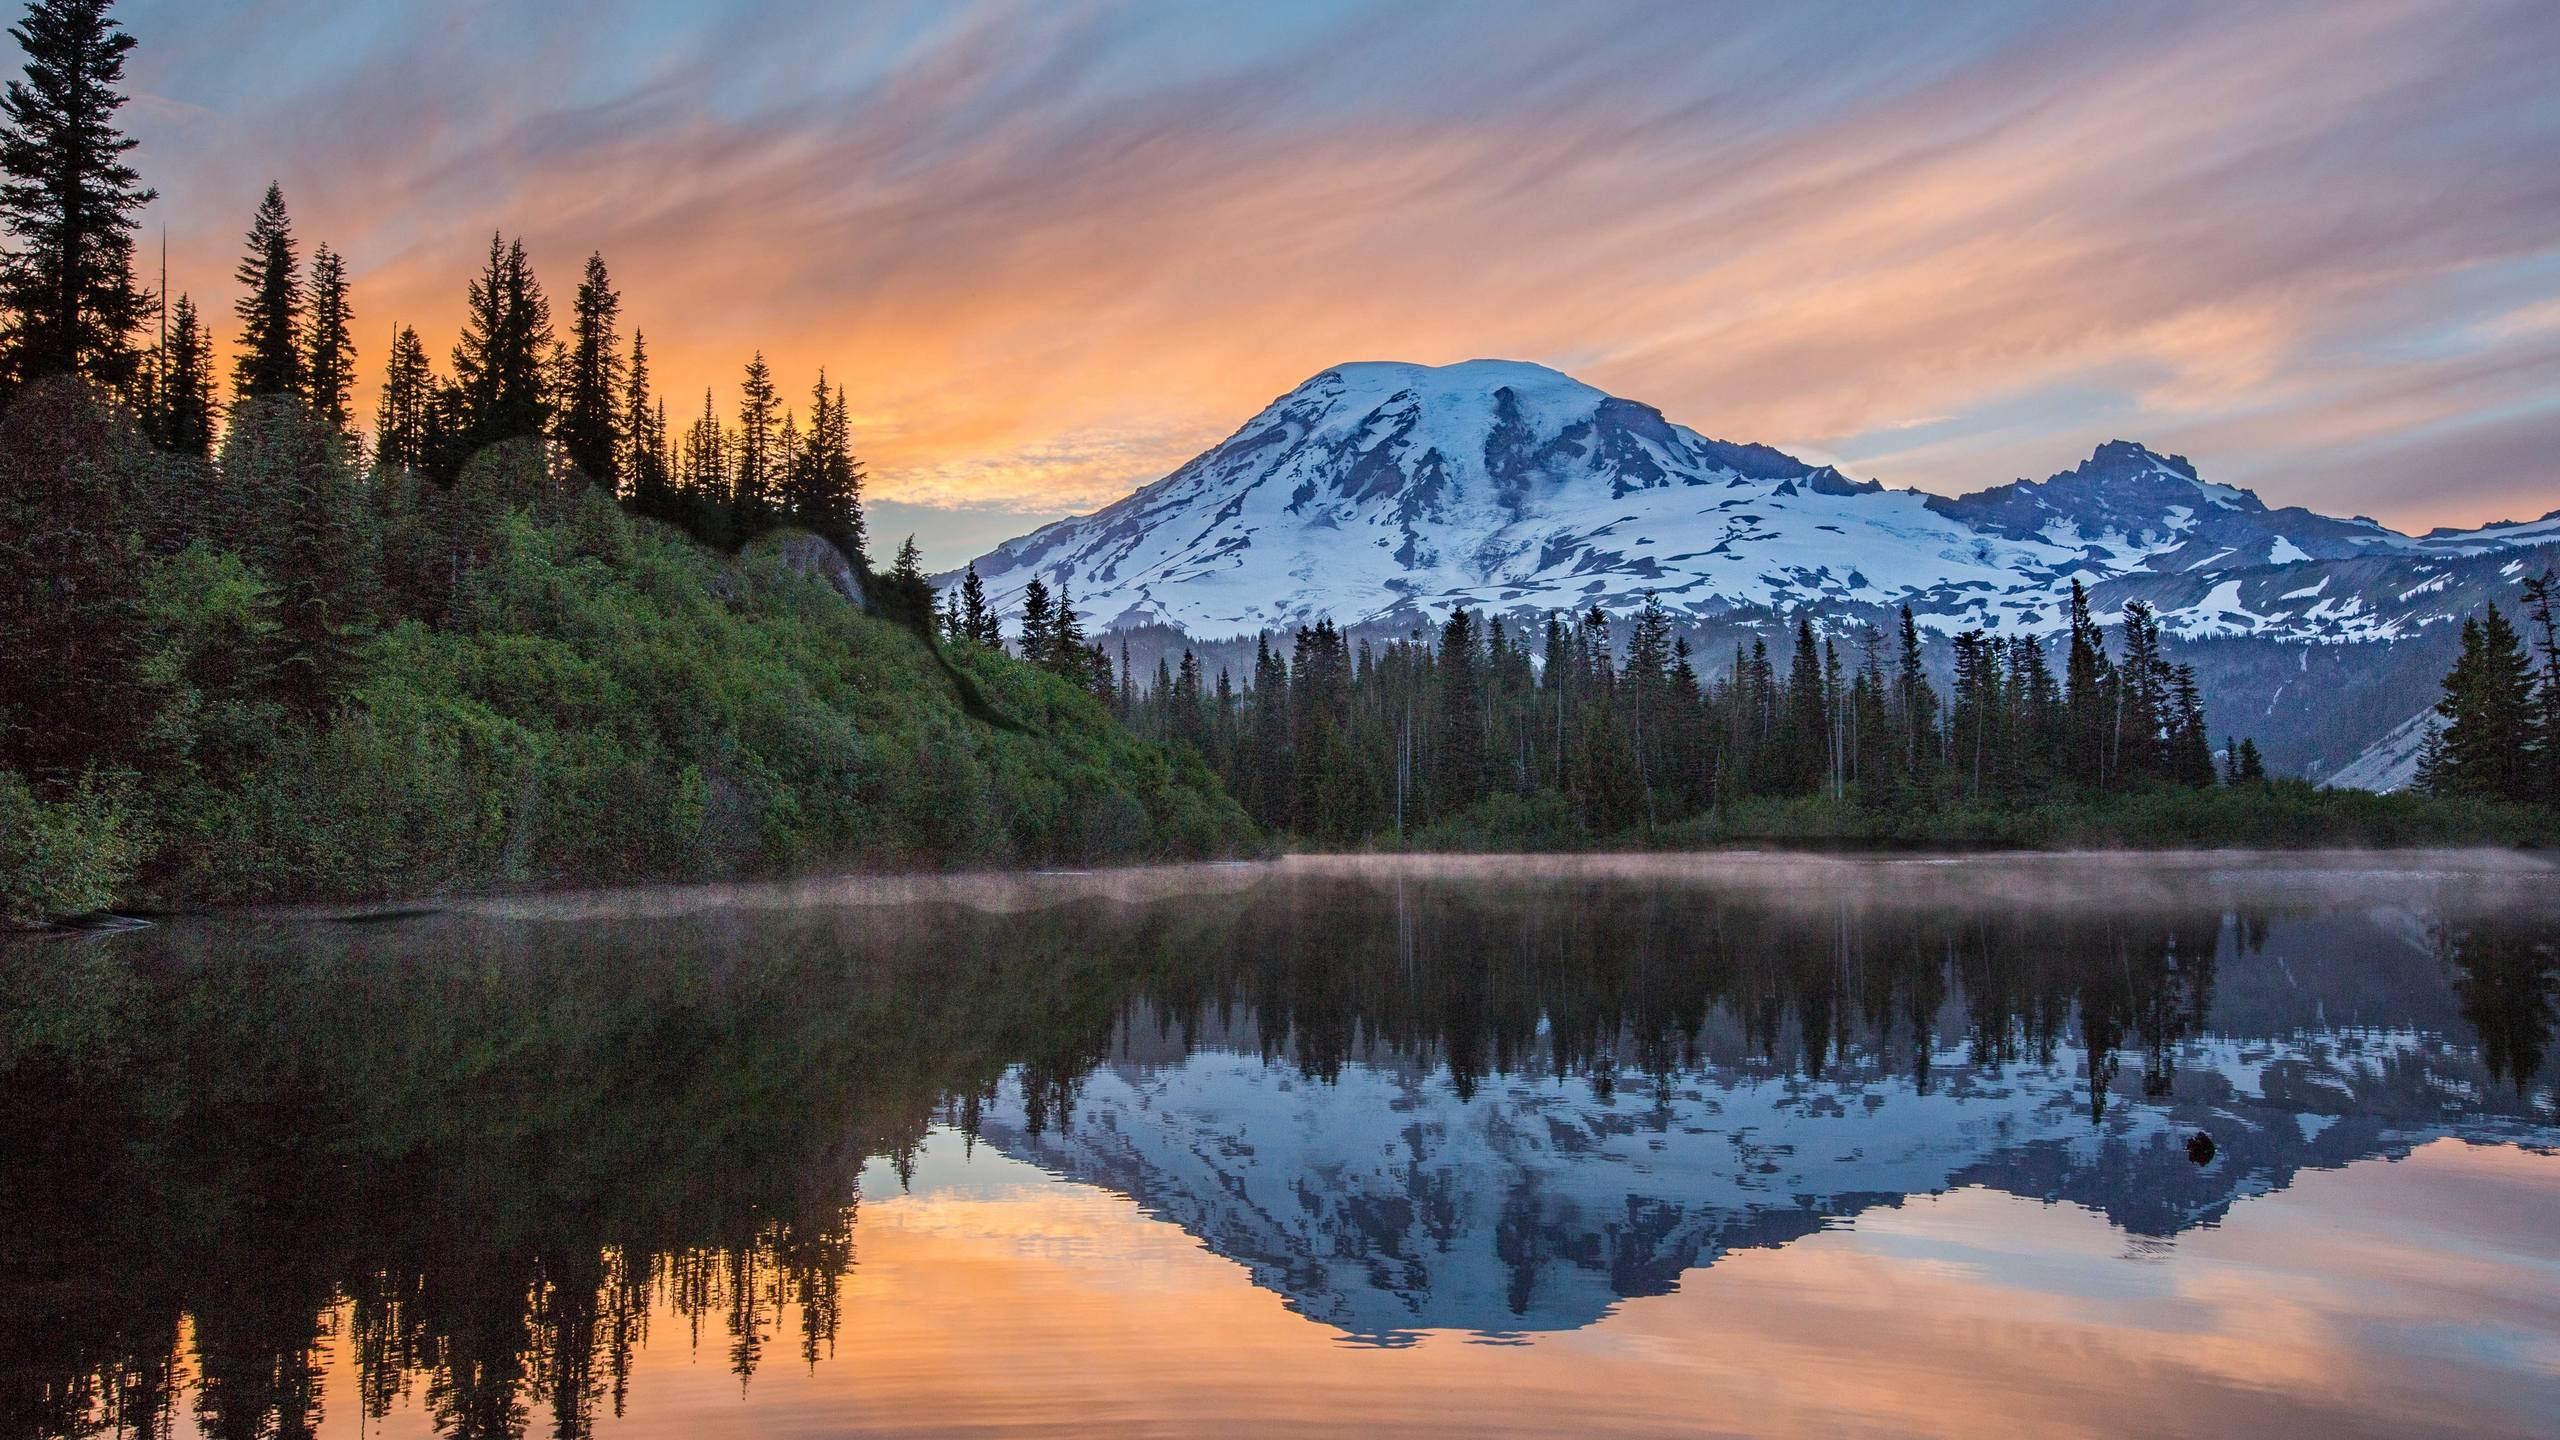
left=3, top=0, right=2554, bottom=925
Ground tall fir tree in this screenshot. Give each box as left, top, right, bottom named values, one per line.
left=302, top=242, right=355, bottom=444
left=824, top=379, right=867, bottom=563
left=144, top=292, right=215, bottom=460
left=449, top=233, right=553, bottom=456
left=678, top=387, right=727, bottom=513
left=373, top=324, right=434, bottom=475
left=779, top=369, right=865, bottom=558
left=2428, top=605, right=2538, bottom=800
left=730, top=351, right=779, bottom=532
left=1436, top=608, right=1484, bottom=811
left=230, top=182, right=302, bottom=400
left=1782, top=615, right=1829, bottom=794
left=620, top=330, right=672, bottom=517
left=1016, top=576, right=1055, bottom=663
left=559, top=251, right=623, bottom=490
left=876, top=534, right=934, bottom=630
left=2166, top=663, right=2215, bottom=788
left=958, top=565, right=997, bottom=646
left=2113, top=600, right=2169, bottom=783
left=2063, top=579, right=2115, bottom=790
left=1049, top=582, right=1086, bottom=676
left=0, top=0, right=153, bottom=395
left=1892, top=606, right=1939, bottom=796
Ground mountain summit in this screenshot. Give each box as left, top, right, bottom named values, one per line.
left=955, top=359, right=2531, bottom=646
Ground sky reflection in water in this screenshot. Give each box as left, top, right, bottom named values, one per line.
left=2, top=853, right=2554, bottom=1438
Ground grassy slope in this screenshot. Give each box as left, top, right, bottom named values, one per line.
left=7, top=503, right=1255, bottom=920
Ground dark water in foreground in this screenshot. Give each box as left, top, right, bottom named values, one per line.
left=3, top=852, right=2557, bottom=1439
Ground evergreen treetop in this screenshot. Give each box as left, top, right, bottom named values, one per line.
left=0, top=0, right=152, bottom=394
left=231, top=182, right=302, bottom=400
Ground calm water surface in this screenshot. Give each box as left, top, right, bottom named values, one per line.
left=4, top=852, right=2557, bottom=1438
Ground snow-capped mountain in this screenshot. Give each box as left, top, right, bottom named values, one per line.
left=956, top=359, right=2550, bottom=641
left=977, top=1009, right=2549, bottom=1341
left=950, top=359, right=2558, bottom=776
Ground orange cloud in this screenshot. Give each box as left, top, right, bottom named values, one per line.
left=118, top=0, right=2560, bottom=548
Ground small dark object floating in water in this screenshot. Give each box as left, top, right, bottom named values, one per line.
left=2186, top=1132, right=2217, bottom=1165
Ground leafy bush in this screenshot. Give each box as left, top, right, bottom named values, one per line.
left=0, top=771, right=144, bottom=924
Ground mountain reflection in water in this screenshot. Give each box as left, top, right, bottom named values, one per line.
left=2, top=853, right=2554, bottom=1438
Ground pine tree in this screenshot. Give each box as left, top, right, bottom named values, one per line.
left=1247, top=632, right=1292, bottom=828
left=1016, top=576, right=1055, bottom=663
left=2063, top=579, right=2114, bottom=791
left=450, top=233, right=553, bottom=456
left=1623, top=594, right=1674, bottom=799
left=373, top=324, right=434, bottom=475
left=144, top=292, right=216, bottom=460
left=0, top=0, right=154, bottom=395
left=2114, top=600, right=2169, bottom=784
left=1436, top=608, right=1484, bottom=812
left=1173, top=649, right=1206, bottom=750
left=877, top=534, right=934, bottom=630
left=303, top=242, right=355, bottom=444
left=231, top=182, right=303, bottom=399
left=2429, top=605, right=2537, bottom=799
left=221, top=396, right=377, bottom=711
left=958, top=565, right=996, bottom=646
left=1050, top=582, right=1086, bottom=677
left=2234, top=737, right=2266, bottom=783
left=1783, top=615, right=1829, bottom=793
left=778, top=370, right=863, bottom=557
left=2166, top=663, right=2215, bottom=788
left=1850, top=626, right=1892, bottom=801
left=559, top=252, right=623, bottom=490
left=677, top=387, right=728, bottom=529
left=621, top=331, right=672, bottom=518
left=728, top=352, right=780, bottom=533
left=1948, top=629, right=2002, bottom=800
left=1892, top=606, right=1939, bottom=797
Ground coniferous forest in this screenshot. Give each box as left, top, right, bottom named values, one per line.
left=0, top=0, right=1247, bottom=924
left=952, top=567, right=2560, bottom=850
left=0, top=0, right=2553, bottom=925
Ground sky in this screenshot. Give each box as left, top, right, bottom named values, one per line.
left=103, top=0, right=2560, bottom=568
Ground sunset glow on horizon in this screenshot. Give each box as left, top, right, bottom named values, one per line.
left=111, top=0, right=2560, bottom=564
left=252, top=1135, right=2560, bottom=1439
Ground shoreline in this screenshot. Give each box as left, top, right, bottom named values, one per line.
left=25, top=843, right=2550, bottom=934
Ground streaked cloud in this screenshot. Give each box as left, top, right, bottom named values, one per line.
left=113, top=0, right=2560, bottom=561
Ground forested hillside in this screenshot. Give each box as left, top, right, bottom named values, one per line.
left=0, top=1, right=1247, bottom=924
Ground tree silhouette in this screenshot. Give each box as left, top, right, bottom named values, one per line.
left=0, top=0, right=153, bottom=395
left=303, top=242, right=355, bottom=443
left=231, top=182, right=303, bottom=400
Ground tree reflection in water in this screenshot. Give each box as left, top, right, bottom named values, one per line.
left=0, top=864, right=2550, bottom=1439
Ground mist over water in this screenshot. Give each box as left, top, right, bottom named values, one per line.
left=3, top=853, right=2555, bottom=1437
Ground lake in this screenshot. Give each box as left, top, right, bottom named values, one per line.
left=3, top=852, right=2556, bottom=1438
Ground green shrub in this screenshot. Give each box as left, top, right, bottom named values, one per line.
left=0, top=771, right=145, bottom=925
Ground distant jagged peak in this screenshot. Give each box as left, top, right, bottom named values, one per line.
left=2081, top=438, right=2204, bottom=483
